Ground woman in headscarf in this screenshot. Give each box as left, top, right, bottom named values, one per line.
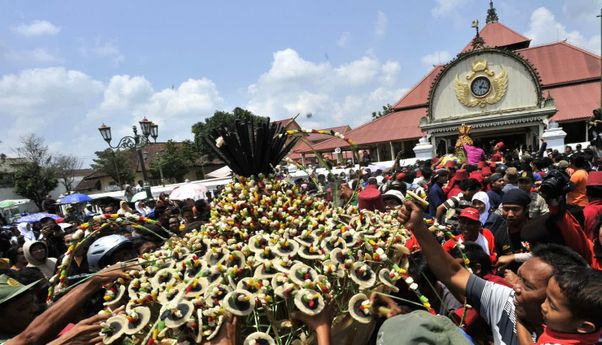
left=135, top=201, right=151, bottom=216
left=117, top=200, right=134, bottom=216
left=23, top=241, right=57, bottom=279
left=471, top=191, right=506, bottom=237
left=17, top=222, right=36, bottom=242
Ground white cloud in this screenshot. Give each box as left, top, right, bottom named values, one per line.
left=0, top=47, right=63, bottom=64
left=246, top=48, right=407, bottom=129
left=88, top=75, right=223, bottom=146
left=526, top=7, right=601, bottom=54
left=0, top=67, right=223, bottom=164
left=0, top=68, right=104, bottom=159
left=80, top=38, right=125, bottom=64
left=421, top=50, right=452, bottom=68
left=431, top=0, right=470, bottom=17
left=337, top=32, right=350, bottom=47
left=374, top=11, right=388, bottom=38
left=334, top=56, right=380, bottom=86
left=12, top=20, right=60, bottom=37
left=380, top=60, right=401, bottom=86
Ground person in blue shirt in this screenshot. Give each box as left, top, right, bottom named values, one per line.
left=428, top=169, right=449, bottom=217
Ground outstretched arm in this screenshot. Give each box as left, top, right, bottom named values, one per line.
left=398, top=201, right=471, bottom=301
left=7, top=263, right=130, bottom=345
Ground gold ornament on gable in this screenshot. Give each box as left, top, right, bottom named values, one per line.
left=454, top=58, right=508, bottom=107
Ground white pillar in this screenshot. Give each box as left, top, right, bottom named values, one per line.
left=541, top=121, right=567, bottom=152
left=413, top=136, right=433, bottom=160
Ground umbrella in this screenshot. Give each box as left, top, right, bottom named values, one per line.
left=131, top=191, right=150, bottom=203
left=169, top=183, right=208, bottom=201
left=16, top=213, right=62, bottom=223
left=60, top=193, right=92, bottom=204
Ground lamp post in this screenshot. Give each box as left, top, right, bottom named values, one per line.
left=98, top=117, right=159, bottom=187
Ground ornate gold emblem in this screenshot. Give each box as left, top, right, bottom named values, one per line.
left=454, top=58, right=508, bottom=107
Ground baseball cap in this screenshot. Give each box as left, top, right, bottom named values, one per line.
left=383, top=189, right=405, bottom=203
left=459, top=207, right=480, bottom=222
left=489, top=173, right=503, bottom=183
left=504, top=167, right=518, bottom=182
left=0, top=274, right=39, bottom=305
left=517, top=170, right=534, bottom=182
left=376, top=310, right=471, bottom=345
left=557, top=160, right=569, bottom=169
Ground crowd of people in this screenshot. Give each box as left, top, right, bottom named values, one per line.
left=0, top=138, right=600, bottom=345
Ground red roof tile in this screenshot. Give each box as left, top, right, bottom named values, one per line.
left=304, top=108, right=426, bottom=152
left=518, top=41, right=601, bottom=86
left=549, top=82, right=600, bottom=122
left=463, top=22, right=531, bottom=52
left=393, top=66, right=444, bottom=110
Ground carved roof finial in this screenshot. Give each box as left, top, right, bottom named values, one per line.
left=486, top=0, right=499, bottom=24
left=470, top=19, right=485, bottom=50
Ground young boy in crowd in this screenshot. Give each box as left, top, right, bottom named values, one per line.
left=516, top=265, right=602, bottom=345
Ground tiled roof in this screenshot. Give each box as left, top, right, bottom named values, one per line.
left=549, top=81, right=600, bottom=122
left=462, top=22, right=531, bottom=52
left=393, top=66, right=444, bottom=110
left=518, top=41, right=600, bottom=86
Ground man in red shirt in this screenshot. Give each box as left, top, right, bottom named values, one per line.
left=442, top=207, right=496, bottom=263
left=583, top=171, right=602, bottom=240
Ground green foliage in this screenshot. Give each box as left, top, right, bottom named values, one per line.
left=191, top=107, right=266, bottom=160
left=149, top=140, right=190, bottom=183
left=14, top=162, right=58, bottom=211
left=91, top=149, right=136, bottom=187
left=371, top=104, right=394, bottom=119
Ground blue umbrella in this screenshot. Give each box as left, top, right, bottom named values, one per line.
left=16, top=212, right=62, bottom=223
left=60, top=193, right=92, bottom=204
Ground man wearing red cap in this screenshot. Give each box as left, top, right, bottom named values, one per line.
left=583, top=171, right=602, bottom=240
left=442, top=207, right=496, bottom=263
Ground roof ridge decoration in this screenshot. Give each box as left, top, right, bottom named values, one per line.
left=470, top=19, right=486, bottom=50
left=486, top=0, right=499, bottom=24
left=425, top=47, right=544, bottom=121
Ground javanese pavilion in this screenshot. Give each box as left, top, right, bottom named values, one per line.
left=293, top=3, right=601, bottom=163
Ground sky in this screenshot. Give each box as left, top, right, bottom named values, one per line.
left=0, top=0, right=600, bottom=166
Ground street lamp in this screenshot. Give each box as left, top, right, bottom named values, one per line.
left=97, top=117, right=158, bottom=187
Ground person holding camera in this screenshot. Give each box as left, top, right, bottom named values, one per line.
left=528, top=169, right=594, bottom=264
left=567, top=154, right=589, bottom=208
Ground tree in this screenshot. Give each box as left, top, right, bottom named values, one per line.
left=13, top=135, right=58, bottom=210
left=91, top=149, right=136, bottom=188
left=191, top=107, right=266, bottom=160
left=149, top=140, right=190, bottom=183
left=53, top=154, right=83, bottom=193
left=15, top=134, right=52, bottom=166
left=371, top=104, right=394, bottom=119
